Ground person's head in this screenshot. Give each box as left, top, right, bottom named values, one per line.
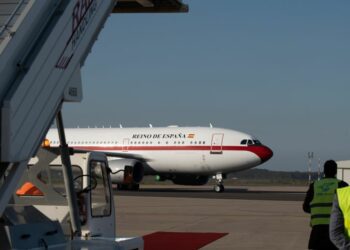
left=324, top=160, right=337, bottom=178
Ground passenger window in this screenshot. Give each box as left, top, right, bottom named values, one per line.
left=240, top=140, right=247, bottom=145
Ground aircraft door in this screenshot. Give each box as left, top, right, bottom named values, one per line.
left=211, top=133, right=224, bottom=154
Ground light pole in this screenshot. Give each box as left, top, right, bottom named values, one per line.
left=308, top=152, right=314, bottom=184
left=317, top=158, right=321, bottom=180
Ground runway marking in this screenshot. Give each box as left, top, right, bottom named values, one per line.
left=115, top=188, right=305, bottom=201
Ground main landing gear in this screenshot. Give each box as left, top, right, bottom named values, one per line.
left=213, top=173, right=225, bottom=193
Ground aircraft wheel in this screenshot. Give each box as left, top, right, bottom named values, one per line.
left=117, top=183, right=140, bottom=191
left=214, top=184, right=224, bottom=193
left=131, top=183, right=140, bottom=191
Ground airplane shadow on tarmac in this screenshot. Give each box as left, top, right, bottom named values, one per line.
left=115, top=187, right=305, bottom=202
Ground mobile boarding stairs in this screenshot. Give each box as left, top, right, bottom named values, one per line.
left=0, top=0, right=187, bottom=249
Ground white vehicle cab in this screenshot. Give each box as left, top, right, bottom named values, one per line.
left=1, top=147, right=143, bottom=249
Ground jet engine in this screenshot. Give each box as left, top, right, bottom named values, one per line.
left=171, top=175, right=209, bottom=186
left=108, top=159, right=144, bottom=184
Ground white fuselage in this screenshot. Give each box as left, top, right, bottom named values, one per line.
left=46, top=126, right=273, bottom=176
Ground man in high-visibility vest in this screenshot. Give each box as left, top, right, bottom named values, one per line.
left=330, top=172, right=350, bottom=249
left=303, top=160, right=348, bottom=250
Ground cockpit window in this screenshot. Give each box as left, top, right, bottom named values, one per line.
left=240, top=139, right=247, bottom=145
left=253, top=140, right=262, bottom=145
left=241, top=139, right=262, bottom=145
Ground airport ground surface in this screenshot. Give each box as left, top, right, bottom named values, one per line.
left=114, top=185, right=310, bottom=249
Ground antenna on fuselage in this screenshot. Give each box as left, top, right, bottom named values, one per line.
left=119, top=124, right=123, bottom=128
left=209, top=123, right=213, bottom=128
left=149, top=124, right=153, bottom=128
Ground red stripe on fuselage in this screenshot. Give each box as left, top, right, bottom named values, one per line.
left=61, top=144, right=272, bottom=162
left=72, top=145, right=263, bottom=154
left=73, top=145, right=273, bottom=162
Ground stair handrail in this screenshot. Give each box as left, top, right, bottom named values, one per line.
left=0, top=0, right=27, bottom=38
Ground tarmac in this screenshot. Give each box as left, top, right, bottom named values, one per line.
left=114, top=185, right=311, bottom=250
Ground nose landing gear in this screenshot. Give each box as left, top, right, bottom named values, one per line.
left=213, top=173, right=225, bottom=193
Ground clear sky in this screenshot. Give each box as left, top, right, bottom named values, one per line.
left=63, top=0, right=350, bottom=172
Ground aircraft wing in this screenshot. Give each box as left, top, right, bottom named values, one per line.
left=73, top=149, right=150, bottom=162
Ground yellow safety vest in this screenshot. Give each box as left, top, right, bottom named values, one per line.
left=310, top=178, right=339, bottom=226
left=337, top=186, right=350, bottom=238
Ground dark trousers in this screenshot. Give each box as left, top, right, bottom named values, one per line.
left=308, top=225, right=337, bottom=250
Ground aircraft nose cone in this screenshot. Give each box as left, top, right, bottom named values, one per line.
left=256, top=146, right=273, bottom=163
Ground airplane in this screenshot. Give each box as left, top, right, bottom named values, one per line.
left=45, top=125, right=273, bottom=192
